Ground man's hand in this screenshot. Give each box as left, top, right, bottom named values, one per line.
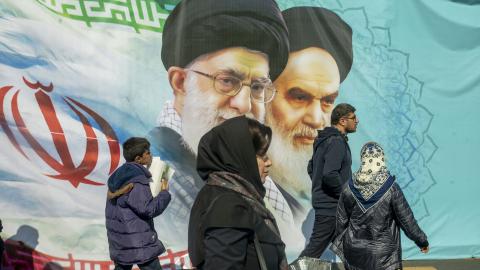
left=160, top=178, right=169, bottom=191
left=420, top=246, right=429, bottom=253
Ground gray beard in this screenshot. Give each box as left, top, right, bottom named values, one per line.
left=265, top=112, right=314, bottom=199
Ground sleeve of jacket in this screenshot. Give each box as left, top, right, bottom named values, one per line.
left=310, top=145, right=322, bottom=187
left=126, top=183, right=172, bottom=219
left=203, top=228, right=251, bottom=270
left=322, top=137, right=346, bottom=198
left=335, top=187, right=351, bottom=237
left=391, top=183, right=429, bottom=248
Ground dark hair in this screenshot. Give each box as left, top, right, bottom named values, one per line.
left=122, top=137, right=150, bottom=162
left=331, top=103, right=356, bottom=125
left=247, top=118, right=272, bottom=156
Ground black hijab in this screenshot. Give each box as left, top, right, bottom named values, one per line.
left=196, top=116, right=266, bottom=198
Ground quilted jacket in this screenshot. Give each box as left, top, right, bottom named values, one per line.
left=332, top=179, right=428, bottom=270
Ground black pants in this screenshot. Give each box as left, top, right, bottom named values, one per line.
left=299, top=212, right=336, bottom=258
left=114, top=258, right=161, bottom=270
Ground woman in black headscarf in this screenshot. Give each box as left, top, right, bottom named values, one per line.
left=188, top=116, right=287, bottom=270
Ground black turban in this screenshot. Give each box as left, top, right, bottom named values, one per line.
left=282, top=7, right=353, bottom=82
left=161, top=0, right=289, bottom=80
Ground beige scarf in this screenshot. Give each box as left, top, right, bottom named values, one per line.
left=353, top=142, right=390, bottom=200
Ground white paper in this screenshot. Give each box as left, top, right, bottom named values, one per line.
left=148, top=157, right=175, bottom=197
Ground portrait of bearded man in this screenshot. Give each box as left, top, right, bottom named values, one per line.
left=265, top=6, right=354, bottom=222
left=147, top=0, right=289, bottom=245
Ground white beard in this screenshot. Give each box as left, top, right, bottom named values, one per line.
left=265, top=107, right=316, bottom=199
left=181, top=76, right=262, bottom=155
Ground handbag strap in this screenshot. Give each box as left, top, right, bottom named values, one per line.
left=254, top=233, right=268, bottom=270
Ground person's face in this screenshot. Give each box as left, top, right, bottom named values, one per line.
left=340, top=112, right=359, bottom=133
left=256, top=154, right=272, bottom=183
left=135, top=149, right=152, bottom=167
left=186, top=47, right=269, bottom=123
left=179, top=47, right=270, bottom=153
left=269, top=47, right=340, bottom=148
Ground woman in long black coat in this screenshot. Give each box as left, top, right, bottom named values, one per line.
left=332, top=142, right=429, bottom=270
left=188, top=116, right=287, bottom=270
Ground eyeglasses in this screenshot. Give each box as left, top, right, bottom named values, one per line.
left=343, top=115, right=357, bottom=121
left=186, top=69, right=277, bottom=103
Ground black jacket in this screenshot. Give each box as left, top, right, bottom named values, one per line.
left=332, top=180, right=429, bottom=270
left=189, top=185, right=285, bottom=270
left=308, top=127, right=352, bottom=215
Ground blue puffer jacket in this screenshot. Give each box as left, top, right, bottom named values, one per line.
left=106, top=162, right=171, bottom=265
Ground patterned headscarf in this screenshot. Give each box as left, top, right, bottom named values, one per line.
left=353, top=142, right=391, bottom=200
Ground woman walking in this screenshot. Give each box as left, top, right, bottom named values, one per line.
left=332, top=142, right=429, bottom=270
left=188, top=116, right=287, bottom=270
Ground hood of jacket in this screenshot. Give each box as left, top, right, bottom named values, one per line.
left=313, top=127, right=345, bottom=151
left=107, top=162, right=151, bottom=192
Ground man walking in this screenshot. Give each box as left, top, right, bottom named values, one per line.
left=299, top=103, right=359, bottom=259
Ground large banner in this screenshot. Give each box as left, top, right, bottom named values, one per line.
left=1, top=0, right=479, bottom=269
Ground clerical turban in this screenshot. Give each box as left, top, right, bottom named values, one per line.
left=282, top=7, right=353, bottom=82
left=161, top=0, right=290, bottom=80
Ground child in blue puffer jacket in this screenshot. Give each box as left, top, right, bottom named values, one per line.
left=105, top=137, right=171, bottom=270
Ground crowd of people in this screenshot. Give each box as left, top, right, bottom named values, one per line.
left=104, top=110, right=428, bottom=270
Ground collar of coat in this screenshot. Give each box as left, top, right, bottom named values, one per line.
left=107, top=162, right=151, bottom=192
left=348, top=175, right=396, bottom=213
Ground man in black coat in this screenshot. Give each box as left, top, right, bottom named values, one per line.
left=299, top=103, right=359, bottom=259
